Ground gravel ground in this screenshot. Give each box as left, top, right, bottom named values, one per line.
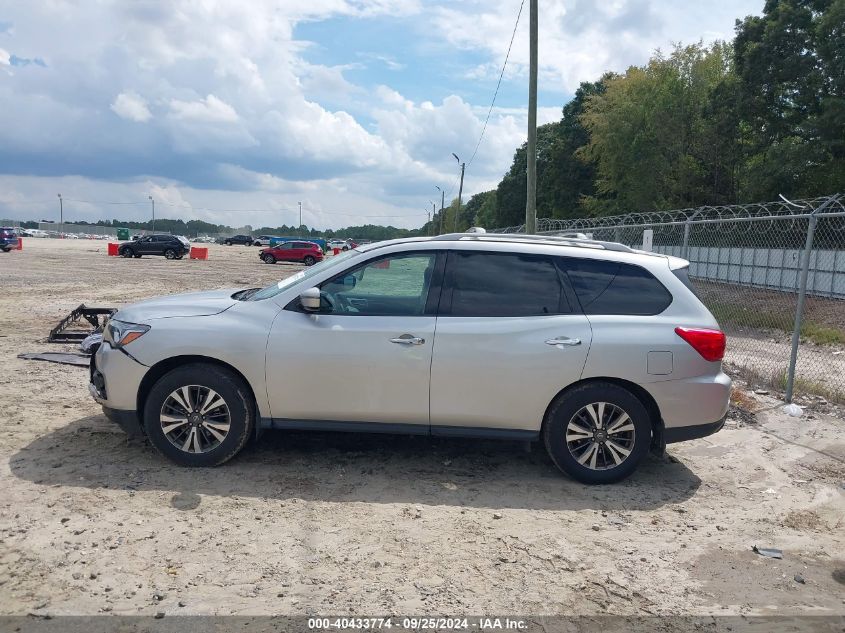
left=0, top=239, right=843, bottom=617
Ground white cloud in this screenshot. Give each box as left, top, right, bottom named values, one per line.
left=433, top=0, right=758, bottom=93
left=168, top=95, right=239, bottom=123
left=110, top=91, right=152, bottom=122
left=0, top=0, right=760, bottom=228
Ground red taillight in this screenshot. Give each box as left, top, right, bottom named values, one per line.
left=674, top=327, right=726, bottom=362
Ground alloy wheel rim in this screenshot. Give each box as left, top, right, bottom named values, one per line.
left=160, top=385, right=231, bottom=454
left=565, top=402, right=635, bottom=471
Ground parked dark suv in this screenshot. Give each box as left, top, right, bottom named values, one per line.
left=118, top=235, right=190, bottom=259
left=222, top=234, right=254, bottom=246
left=0, top=227, right=20, bottom=252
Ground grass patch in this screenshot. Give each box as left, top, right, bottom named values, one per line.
left=707, top=300, right=845, bottom=346
left=730, top=363, right=845, bottom=404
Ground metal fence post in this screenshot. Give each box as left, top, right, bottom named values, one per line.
left=785, top=195, right=840, bottom=401
left=682, top=221, right=691, bottom=260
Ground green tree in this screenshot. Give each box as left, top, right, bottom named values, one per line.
left=578, top=42, right=735, bottom=214
left=733, top=0, right=845, bottom=198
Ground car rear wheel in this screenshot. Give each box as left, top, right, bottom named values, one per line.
left=342, top=246, right=349, bottom=251
left=253, top=241, right=261, bottom=246
left=143, top=363, right=254, bottom=467
left=303, top=255, right=316, bottom=266
left=543, top=382, right=651, bottom=484
left=263, top=254, right=276, bottom=264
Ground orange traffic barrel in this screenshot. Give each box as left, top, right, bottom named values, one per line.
left=107, top=242, right=119, bottom=256
left=16, top=237, right=22, bottom=250
left=333, top=247, right=340, bottom=255
left=190, top=247, right=208, bottom=260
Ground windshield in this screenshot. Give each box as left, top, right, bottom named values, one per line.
left=249, top=249, right=361, bottom=300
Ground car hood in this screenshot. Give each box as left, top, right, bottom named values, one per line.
left=114, top=289, right=243, bottom=322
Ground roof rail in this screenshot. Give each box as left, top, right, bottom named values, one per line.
left=429, top=232, right=634, bottom=253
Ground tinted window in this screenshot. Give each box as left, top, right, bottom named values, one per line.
left=672, top=266, right=699, bottom=298
left=293, top=242, right=311, bottom=248
left=562, top=258, right=671, bottom=315
left=445, top=251, right=565, bottom=317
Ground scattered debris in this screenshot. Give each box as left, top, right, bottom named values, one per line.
left=752, top=545, right=783, bottom=559
left=18, top=352, right=90, bottom=367
left=492, top=512, right=503, bottom=520
left=794, top=574, right=806, bottom=584
left=48, top=304, right=115, bottom=344
left=754, top=389, right=770, bottom=395
left=782, top=403, right=803, bottom=417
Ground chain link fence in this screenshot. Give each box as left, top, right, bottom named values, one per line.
left=493, top=194, right=845, bottom=402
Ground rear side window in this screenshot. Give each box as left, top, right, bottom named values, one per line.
left=672, top=266, right=699, bottom=298
left=561, top=258, right=672, bottom=315
left=444, top=251, right=567, bottom=317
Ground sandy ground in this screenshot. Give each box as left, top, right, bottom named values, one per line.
left=0, top=239, right=844, bottom=617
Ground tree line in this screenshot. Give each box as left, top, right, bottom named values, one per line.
left=422, top=0, right=844, bottom=232
left=32, top=217, right=423, bottom=241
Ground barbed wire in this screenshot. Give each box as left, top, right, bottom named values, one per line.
left=489, top=195, right=845, bottom=234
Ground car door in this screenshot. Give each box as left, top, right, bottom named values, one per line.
left=265, top=251, right=443, bottom=428
left=135, top=236, right=155, bottom=254
left=429, top=250, right=592, bottom=434
left=274, top=242, right=295, bottom=261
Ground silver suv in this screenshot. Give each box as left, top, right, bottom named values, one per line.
left=89, top=233, right=730, bottom=483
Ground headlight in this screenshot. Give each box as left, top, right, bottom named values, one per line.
left=105, top=320, right=150, bottom=347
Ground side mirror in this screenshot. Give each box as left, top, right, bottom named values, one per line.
left=300, top=287, right=322, bottom=312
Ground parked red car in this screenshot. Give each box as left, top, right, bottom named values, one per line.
left=259, top=241, right=324, bottom=266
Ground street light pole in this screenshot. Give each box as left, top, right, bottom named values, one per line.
left=435, top=186, right=445, bottom=235
left=452, top=153, right=465, bottom=233
left=57, top=193, right=63, bottom=238
left=525, top=0, right=538, bottom=235
left=148, top=195, right=155, bottom=233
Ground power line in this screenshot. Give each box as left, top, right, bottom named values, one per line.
left=438, top=0, right=525, bottom=209
left=466, top=0, right=526, bottom=171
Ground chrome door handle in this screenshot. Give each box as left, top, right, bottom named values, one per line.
left=390, top=335, right=425, bottom=345
left=546, top=337, right=581, bottom=346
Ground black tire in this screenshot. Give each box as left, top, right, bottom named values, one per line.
left=253, top=241, right=262, bottom=247
left=164, top=248, right=176, bottom=260
left=175, top=254, right=184, bottom=260
left=342, top=246, right=349, bottom=251
left=543, top=381, right=651, bottom=484
left=303, top=255, right=316, bottom=266
left=134, top=253, right=142, bottom=258
left=224, top=240, right=232, bottom=246
left=2, top=247, right=11, bottom=253
left=263, top=254, right=276, bottom=264
left=120, top=247, right=134, bottom=258
left=143, top=363, right=254, bottom=467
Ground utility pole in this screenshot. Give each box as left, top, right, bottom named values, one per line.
left=148, top=195, right=155, bottom=233
left=452, top=153, right=465, bottom=233
left=57, top=193, right=63, bottom=238
left=525, top=0, right=538, bottom=235
left=298, top=201, right=302, bottom=236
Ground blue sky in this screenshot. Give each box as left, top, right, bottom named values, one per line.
left=0, top=1, right=760, bottom=230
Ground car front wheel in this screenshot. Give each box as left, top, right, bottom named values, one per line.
left=143, top=363, right=254, bottom=467
left=263, top=254, right=276, bottom=264
left=120, top=248, right=133, bottom=258
left=164, top=249, right=176, bottom=259
left=543, top=381, right=651, bottom=484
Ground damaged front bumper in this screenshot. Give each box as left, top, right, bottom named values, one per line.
left=88, top=343, right=147, bottom=436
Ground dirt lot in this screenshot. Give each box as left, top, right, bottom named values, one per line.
left=0, top=239, right=844, bottom=617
